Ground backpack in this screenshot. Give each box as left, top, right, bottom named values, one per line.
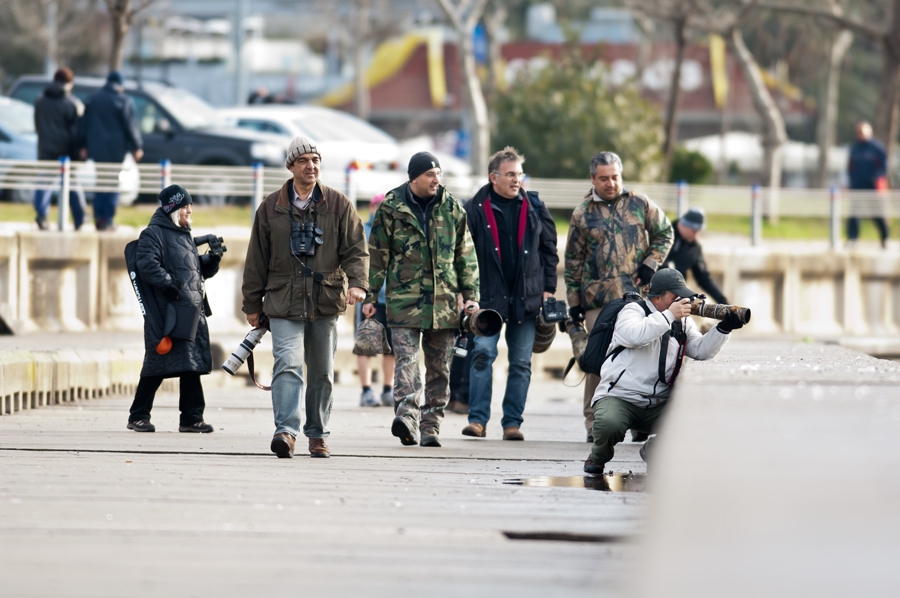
left=578, top=292, right=650, bottom=376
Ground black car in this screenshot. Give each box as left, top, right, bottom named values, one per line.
left=8, top=75, right=289, bottom=202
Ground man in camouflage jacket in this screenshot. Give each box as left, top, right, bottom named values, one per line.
left=564, top=151, right=673, bottom=439
left=364, top=152, right=480, bottom=448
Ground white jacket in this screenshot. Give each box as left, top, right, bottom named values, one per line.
left=590, top=299, right=730, bottom=408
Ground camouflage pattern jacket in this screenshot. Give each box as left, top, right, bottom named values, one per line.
left=564, top=188, right=673, bottom=311
left=367, top=182, right=480, bottom=330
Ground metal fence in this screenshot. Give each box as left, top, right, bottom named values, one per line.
left=2, top=158, right=897, bottom=246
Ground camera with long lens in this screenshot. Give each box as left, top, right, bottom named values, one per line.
left=195, top=234, right=227, bottom=269
left=222, top=314, right=269, bottom=375
left=687, top=295, right=752, bottom=325
left=291, top=221, right=324, bottom=257
left=459, top=308, right=502, bottom=337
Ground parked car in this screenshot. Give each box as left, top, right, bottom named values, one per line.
left=0, top=96, right=38, bottom=203
left=8, top=75, right=291, bottom=203
left=217, top=104, right=407, bottom=199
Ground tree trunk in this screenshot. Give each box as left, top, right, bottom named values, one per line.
left=663, top=16, right=688, bottom=180
left=814, top=29, right=852, bottom=188
left=729, top=28, right=786, bottom=189
left=482, top=1, right=507, bottom=107
left=105, top=0, right=132, bottom=71
left=352, top=0, right=372, bottom=121
left=873, top=41, right=900, bottom=165
left=457, top=33, right=490, bottom=175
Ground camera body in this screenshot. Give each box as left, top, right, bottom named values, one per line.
left=222, top=314, right=269, bottom=375
left=291, top=221, right=324, bottom=257
left=541, top=297, right=568, bottom=323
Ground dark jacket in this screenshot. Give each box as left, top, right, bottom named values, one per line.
left=464, top=184, right=559, bottom=323
left=242, top=179, right=369, bottom=321
left=136, top=210, right=216, bottom=378
left=34, top=81, right=83, bottom=160
left=848, top=138, right=887, bottom=190
left=78, top=82, right=142, bottom=163
left=663, top=220, right=727, bottom=304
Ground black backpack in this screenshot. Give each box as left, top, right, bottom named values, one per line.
left=578, top=292, right=650, bottom=376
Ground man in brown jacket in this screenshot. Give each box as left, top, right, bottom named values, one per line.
left=242, top=136, right=369, bottom=459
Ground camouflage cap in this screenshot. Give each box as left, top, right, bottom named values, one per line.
left=353, top=318, right=386, bottom=356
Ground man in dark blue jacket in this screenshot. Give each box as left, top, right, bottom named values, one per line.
left=461, top=147, right=559, bottom=441
left=78, top=71, right=143, bottom=230
left=847, top=121, right=889, bottom=248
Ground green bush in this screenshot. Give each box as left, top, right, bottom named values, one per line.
left=669, top=147, right=714, bottom=184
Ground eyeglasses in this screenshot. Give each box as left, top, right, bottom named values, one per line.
left=493, top=171, right=526, bottom=181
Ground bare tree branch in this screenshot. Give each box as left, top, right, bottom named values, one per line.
left=756, top=1, right=884, bottom=38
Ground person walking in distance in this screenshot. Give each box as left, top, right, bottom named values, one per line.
left=364, top=152, right=480, bottom=448
left=846, top=121, right=890, bottom=248
left=78, top=70, right=143, bottom=230
left=242, top=136, right=369, bottom=459
left=564, top=151, right=673, bottom=442
left=32, top=67, right=87, bottom=231
left=461, top=147, right=559, bottom=441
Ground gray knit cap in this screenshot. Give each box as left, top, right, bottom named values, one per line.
left=285, top=136, right=321, bottom=169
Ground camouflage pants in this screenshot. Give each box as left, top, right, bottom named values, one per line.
left=391, top=327, right=456, bottom=433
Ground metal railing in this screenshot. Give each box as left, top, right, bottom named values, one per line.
left=2, top=159, right=896, bottom=247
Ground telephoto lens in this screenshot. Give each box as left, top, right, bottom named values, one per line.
left=222, top=327, right=268, bottom=375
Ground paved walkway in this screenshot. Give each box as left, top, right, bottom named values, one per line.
left=1, top=339, right=899, bottom=597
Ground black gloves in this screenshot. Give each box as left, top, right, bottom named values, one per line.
left=199, top=252, right=221, bottom=279
left=636, top=264, right=655, bottom=287
left=162, top=282, right=181, bottom=302
left=716, top=311, right=745, bottom=334
left=568, top=305, right=585, bottom=323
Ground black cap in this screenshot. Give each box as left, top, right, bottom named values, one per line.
left=680, top=207, right=705, bottom=230
left=407, top=151, right=441, bottom=181
left=159, top=184, right=192, bottom=214
left=647, top=268, right=697, bottom=299
left=107, top=71, right=124, bottom=86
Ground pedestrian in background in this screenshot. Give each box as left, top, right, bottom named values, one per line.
left=78, top=70, right=143, bottom=231
left=461, top=147, right=559, bottom=441
left=242, top=136, right=369, bottom=459
left=846, top=121, right=890, bottom=248
left=33, top=67, right=86, bottom=231
left=356, top=193, right=395, bottom=408
left=564, top=151, right=673, bottom=442
left=365, top=152, right=480, bottom=448
left=128, top=185, right=220, bottom=433
left=663, top=207, right=728, bottom=305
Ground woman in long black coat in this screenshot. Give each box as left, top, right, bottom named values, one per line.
left=127, top=184, right=221, bottom=433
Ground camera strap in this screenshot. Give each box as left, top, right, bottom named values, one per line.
left=658, top=327, right=687, bottom=386
left=289, top=199, right=326, bottom=283
left=246, top=351, right=272, bottom=391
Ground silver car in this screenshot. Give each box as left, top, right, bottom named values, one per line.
left=0, top=96, right=38, bottom=203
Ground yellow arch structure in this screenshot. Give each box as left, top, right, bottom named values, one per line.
left=316, top=29, right=447, bottom=109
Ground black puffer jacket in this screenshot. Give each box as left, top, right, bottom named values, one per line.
left=78, top=82, right=142, bottom=163
left=34, top=81, right=83, bottom=160
left=464, top=185, right=559, bottom=323
left=136, top=210, right=217, bottom=377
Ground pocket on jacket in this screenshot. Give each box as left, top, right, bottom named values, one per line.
left=315, top=273, right=347, bottom=316
left=264, top=278, right=292, bottom=316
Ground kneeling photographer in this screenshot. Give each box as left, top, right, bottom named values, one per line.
left=583, top=268, right=744, bottom=475
left=242, top=136, right=369, bottom=459
left=127, top=184, right=222, bottom=433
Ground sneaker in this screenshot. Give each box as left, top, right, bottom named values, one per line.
left=179, top=421, right=214, bottom=433
left=420, top=428, right=441, bottom=447
left=461, top=422, right=486, bottom=438
left=270, top=432, right=295, bottom=458
left=583, top=458, right=606, bottom=475
left=359, top=388, right=379, bottom=407
left=127, top=420, right=155, bottom=432
left=309, top=438, right=331, bottom=458
left=502, top=426, right=524, bottom=441
left=391, top=416, right=418, bottom=446
left=380, top=389, right=394, bottom=407
left=35, top=216, right=48, bottom=231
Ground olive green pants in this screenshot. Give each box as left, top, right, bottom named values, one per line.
left=589, top=396, right=666, bottom=466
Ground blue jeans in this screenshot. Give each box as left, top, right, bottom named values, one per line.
left=269, top=316, right=337, bottom=439
left=33, top=188, right=86, bottom=230
left=467, top=317, right=536, bottom=429
left=93, top=191, right=119, bottom=228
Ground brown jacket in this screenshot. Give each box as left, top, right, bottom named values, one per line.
left=242, top=179, right=369, bottom=321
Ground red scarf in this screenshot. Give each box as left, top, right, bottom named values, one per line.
left=481, top=193, right=529, bottom=262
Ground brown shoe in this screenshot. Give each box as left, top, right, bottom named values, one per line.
left=308, top=438, right=331, bottom=458
left=270, top=432, right=295, bottom=458
left=446, top=400, right=469, bottom=414
left=461, top=422, right=486, bottom=438
left=502, top=426, right=524, bottom=441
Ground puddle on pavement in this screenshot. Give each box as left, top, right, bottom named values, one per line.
left=503, top=473, right=646, bottom=492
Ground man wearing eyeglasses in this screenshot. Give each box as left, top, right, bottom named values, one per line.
left=460, top=146, right=559, bottom=441
left=564, top=151, right=673, bottom=442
